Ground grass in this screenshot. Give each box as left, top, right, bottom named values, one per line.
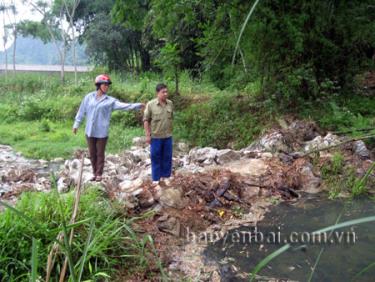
left=0, top=186, right=164, bottom=281
left=0, top=121, right=143, bottom=159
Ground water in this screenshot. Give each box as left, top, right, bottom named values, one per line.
left=205, top=193, right=375, bottom=281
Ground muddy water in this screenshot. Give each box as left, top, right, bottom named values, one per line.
left=205, top=193, right=375, bottom=281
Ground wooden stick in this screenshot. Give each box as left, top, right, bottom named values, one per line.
left=59, top=154, right=85, bottom=282
left=333, top=127, right=375, bottom=135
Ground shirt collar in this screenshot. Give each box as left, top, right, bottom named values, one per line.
left=157, top=99, right=168, bottom=106
left=93, top=92, right=108, bottom=101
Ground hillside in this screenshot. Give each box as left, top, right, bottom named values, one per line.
left=0, top=36, right=88, bottom=65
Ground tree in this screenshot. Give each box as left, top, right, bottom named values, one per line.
left=0, top=1, right=10, bottom=76
left=20, top=0, right=72, bottom=83
left=52, top=0, right=81, bottom=84
left=0, top=0, right=17, bottom=73
left=84, top=15, right=143, bottom=71
left=6, top=0, right=17, bottom=73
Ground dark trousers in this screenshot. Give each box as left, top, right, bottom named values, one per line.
left=86, top=136, right=108, bottom=176
left=150, top=137, right=173, bottom=181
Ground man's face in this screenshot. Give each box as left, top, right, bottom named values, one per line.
left=157, top=87, right=168, bottom=102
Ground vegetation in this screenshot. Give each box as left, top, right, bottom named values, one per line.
left=0, top=1, right=374, bottom=280
left=0, top=186, right=162, bottom=281
left=0, top=71, right=374, bottom=159
left=320, top=150, right=375, bottom=198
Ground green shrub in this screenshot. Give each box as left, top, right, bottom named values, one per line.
left=175, top=92, right=261, bottom=148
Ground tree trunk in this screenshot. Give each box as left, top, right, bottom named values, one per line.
left=70, top=19, right=77, bottom=85
left=2, top=13, right=8, bottom=77
left=12, top=31, right=16, bottom=73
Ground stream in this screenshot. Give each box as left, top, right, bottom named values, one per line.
left=205, top=193, right=375, bottom=281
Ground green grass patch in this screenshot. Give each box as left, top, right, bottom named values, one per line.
left=0, top=121, right=143, bottom=160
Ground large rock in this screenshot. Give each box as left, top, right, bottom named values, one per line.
left=188, top=147, right=218, bottom=165
left=304, top=133, right=341, bottom=152
left=298, top=163, right=321, bottom=193
left=223, top=159, right=268, bottom=177
left=216, top=149, right=240, bottom=164
left=243, top=131, right=290, bottom=153
left=159, top=188, right=184, bottom=209
left=353, top=140, right=370, bottom=159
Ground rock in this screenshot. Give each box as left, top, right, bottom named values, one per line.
left=243, top=131, right=290, bottom=153
left=69, top=159, right=80, bottom=171
left=138, top=189, right=155, bottom=208
left=299, top=164, right=321, bottom=193
left=224, top=159, right=268, bottom=177
left=304, top=133, right=341, bottom=152
left=132, top=136, right=148, bottom=148
left=159, top=188, right=184, bottom=209
left=157, top=215, right=181, bottom=236
left=260, top=152, right=273, bottom=159
left=57, top=177, right=72, bottom=193
left=259, top=132, right=290, bottom=153
left=119, top=152, right=135, bottom=168
left=131, top=188, right=143, bottom=197
left=153, top=185, right=163, bottom=201
left=84, top=158, right=91, bottom=166
left=176, top=142, right=189, bottom=153
left=353, top=140, right=370, bottom=159
left=52, top=157, right=64, bottom=162
left=210, top=271, right=221, bottom=282
left=288, top=120, right=319, bottom=141
left=115, top=166, right=129, bottom=176
left=216, top=149, right=240, bottom=164
left=131, top=149, right=149, bottom=163
left=38, top=159, right=48, bottom=165
left=189, top=147, right=218, bottom=164
left=240, top=186, right=260, bottom=202
left=278, top=152, right=294, bottom=164
left=119, top=178, right=143, bottom=192
left=304, top=136, right=323, bottom=151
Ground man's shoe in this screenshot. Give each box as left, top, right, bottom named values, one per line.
left=95, top=176, right=102, bottom=182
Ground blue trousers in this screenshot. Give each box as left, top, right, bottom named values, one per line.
left=150, top=137, right=173, bottom=181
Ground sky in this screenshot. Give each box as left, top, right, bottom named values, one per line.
left=0, top=0, right=43, bottom=51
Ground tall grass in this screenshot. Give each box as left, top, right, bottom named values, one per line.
left=0, top=186, right=165, bottom=281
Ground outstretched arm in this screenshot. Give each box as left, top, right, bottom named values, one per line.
left=113, top=100, right=144, bottom=111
